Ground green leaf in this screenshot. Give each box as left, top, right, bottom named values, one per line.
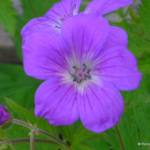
left=139, top=0, right=150, bottom=35
left=21, top=0, right=58, bottom=18
left=0, top=0, right=17, bottom=37
left=5, top=97, right=57, bottom=132
left=5, top=97, right=35, bottom=121
left=0, top=64, right=40, bottom=108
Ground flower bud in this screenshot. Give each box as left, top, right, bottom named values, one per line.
left=0, top=105, right=11, bottom=127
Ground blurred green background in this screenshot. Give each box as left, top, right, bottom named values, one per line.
left=0, top=0, right=150, bottom=149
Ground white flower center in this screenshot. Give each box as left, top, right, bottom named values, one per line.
left=70, top=63, right=91, bottom=84
left=61, top=57, right=101, bottom=94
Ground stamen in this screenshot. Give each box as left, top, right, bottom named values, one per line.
left=70, top=63, right=91, bottom=84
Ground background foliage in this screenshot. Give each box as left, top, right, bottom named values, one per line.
left=0, top=0, right=150, bottom=149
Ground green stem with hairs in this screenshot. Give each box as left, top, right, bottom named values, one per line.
left=30, top=130, right=35, bottom=150
left=12, top=119, right=71, bottom=150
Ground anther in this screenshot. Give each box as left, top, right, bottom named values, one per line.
left=70, top=63, right=91, bottom=84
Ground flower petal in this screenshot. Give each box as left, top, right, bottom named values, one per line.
left=22, top=0, right=82, bottom=38
left=62, top=14, right=110, bottom=60
left=46, top=0, right=81, bottom=16
left=78, top=82, right=124, bottom=133
left=102, top=26, right=128, bottom=50
left=35, top=77, right=79, bottom=125
left=45, top=0, right=82, bottom=30
left=95, top=47, right=142, bottom=90
left=21, top=17, right=56, bottom=38
left=85, top=0, right=133, bottom=15
left=21, top=19, right=67, bottom=80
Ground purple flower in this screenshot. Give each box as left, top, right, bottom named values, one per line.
left=22, top=12, right=141, bottom=132
left=22, top=0, right=133, bottom=38
left=21, top=0, right=82, bottom=38
left=0, top=105, right=11, bottom=126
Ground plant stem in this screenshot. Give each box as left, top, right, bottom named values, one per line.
left=12, top=119, right=33, bottom=129
left=115, top=126, right=125, bottom=150
left=12, top=119, right=70, bottom=149
left=30, top=130, right=35, bottom=150
left=0, top=138, right=56, bottom=145
left=12, top=119, right=57, bottom=141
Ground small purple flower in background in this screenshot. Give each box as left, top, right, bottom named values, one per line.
left=0, top=105, right=11, bottom=126
left=22, top=0, right=82, bottom=38
left=21, top=0, right=141, bottom=133
left=22, top=0, right=133, bottom=38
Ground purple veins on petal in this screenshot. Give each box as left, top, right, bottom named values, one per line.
left=94, top=46, right=142, bottom=91
left=78, top=82, right=124, bottom=133
left=22, top=27, right=65, bottom=80
left=35, top=77, right=79, bottom=125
